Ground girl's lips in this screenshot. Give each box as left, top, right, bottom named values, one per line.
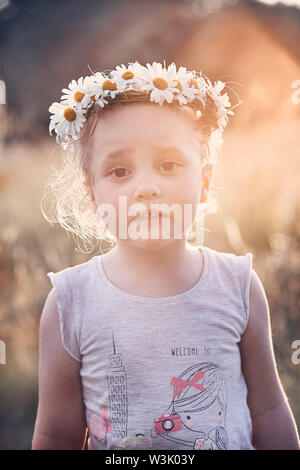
left=136, top=210, right=164, bottom=220
left=137, top=213, right=173, bottom=222
left=136, top=207, right=175, bottom=220
left=142, top=212, right=163, bottom=219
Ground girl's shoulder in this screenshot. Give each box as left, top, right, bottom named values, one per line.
left=46, top=255, right=101, bottom=304
left=204, top=245, right=253, bottom=277
left=205, top=245, right=253, bottom=260
left=203, top=246, right=254, bottom=327
left=47, top=255, right=99, bottom=281
left=45, top=255, right=102, bottom=362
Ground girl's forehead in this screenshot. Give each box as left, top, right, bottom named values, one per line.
left=92, top=103, right=198, bottom=151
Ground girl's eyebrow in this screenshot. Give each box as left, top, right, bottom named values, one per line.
left=152, top=145, right=188, bottom=159
left=104, top=145, right=188, bottom=161
left=104, top=146, right=132, bottom=160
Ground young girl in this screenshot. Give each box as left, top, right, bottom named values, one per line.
left=32, top=61, right=299, bottom=450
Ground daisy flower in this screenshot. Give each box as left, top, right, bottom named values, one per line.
left=206, top=79, right=226, bottom=100
left=80, top=80, right=109, bottom=110
left=215, top=91, right=233, bottom=128
left=205, top=78, right=233, bottom=128
left=167, top=63, right=199, bottom=106
left=188, top=73, right=207, bottom=107
left=217, top=90, right=231, bottom=108
left=49, top=102, right=86, bottom=143
left=92, top=71, right=120, bottom=100
left=139, top=61, right=178, bottom=105
left=110, top=61, right=146, bottom=91
left=60, top=76, right=94, bottom=109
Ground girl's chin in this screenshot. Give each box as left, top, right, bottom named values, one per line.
left=126, top=237, right=175, bottom=250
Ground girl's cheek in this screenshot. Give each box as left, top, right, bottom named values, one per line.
left=216, top=417, right=222, bottom=424
left=185, top=420, right=194, bottom=428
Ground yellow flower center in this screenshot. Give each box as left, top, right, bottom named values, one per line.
left=189, top=78, right=199, bottom=89
left=102, top=80, right=117, bottom=91
left=91, top=95, right=95, bottom=101
left=74, top=91, right=85, bottom=102
left=153, top=77, right=168, bottom=90
left=63, top=108, right=76, bottom=122
left=174, top=80, right=182, bottom=93
left=122, top=71, right=134, bottom=80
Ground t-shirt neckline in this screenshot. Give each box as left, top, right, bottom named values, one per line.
left=95, top=245, right=210, bottom=304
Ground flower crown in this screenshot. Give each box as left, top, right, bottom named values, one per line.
left=48, top=60, right=238, bottom=158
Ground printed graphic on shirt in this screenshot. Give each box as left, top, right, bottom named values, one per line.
left=149, top=362, right=228, bottom=450
left=88, top=334, right=228, bottom=450
left=88, top=333, right=128, bottom=449
left=89, top=404, right=113, bottom=444
left=106, top=333, right=128, bottom=447
left=170, top=346, right=212, bottom=357
left=123, top=434, right=153, bottom=450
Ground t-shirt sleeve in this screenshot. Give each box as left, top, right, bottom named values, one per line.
left=237, top=252, right=254, bottom=335
left=47, top=270, right=81, bottom=362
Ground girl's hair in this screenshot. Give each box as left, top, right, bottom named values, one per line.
left=41, top=94, right=222, bottom=254
left=171, top=362, right=227, bottom=415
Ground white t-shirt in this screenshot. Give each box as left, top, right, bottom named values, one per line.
left=47, top=245, right=254, bottom=450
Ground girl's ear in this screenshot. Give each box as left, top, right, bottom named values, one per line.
left=200, top=163, right=213, bottom=203
left=84, top=183, right=96, bottom=203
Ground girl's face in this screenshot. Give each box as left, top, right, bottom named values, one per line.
left=89, top=102, right=212, bottom=250
left=181, top=399, right=224, bottom=432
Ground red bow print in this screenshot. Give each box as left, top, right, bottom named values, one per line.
left=171, top=370, right=205, bottom=398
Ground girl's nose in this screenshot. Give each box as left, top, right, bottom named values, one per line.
left=134, top=183, right=162, bottom=201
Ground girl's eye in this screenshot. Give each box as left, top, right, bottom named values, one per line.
left=109, top=167, right=130, bottom=178
left=160, top=161, right=180, bottom=173
left=186, top=415, right=191, bottom=420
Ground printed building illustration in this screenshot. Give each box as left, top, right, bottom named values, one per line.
left=106, top=333, right=128, bottom=446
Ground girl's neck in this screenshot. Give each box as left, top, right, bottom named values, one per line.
left=101, top=240, right=204, bottom=298
left=110, top=239, right=189, bottom=272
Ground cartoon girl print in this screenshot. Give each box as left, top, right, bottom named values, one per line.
left=151, top=362, right=228, bottom=450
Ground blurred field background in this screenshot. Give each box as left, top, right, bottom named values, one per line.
left=0, top=0, right=299, bottom=449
